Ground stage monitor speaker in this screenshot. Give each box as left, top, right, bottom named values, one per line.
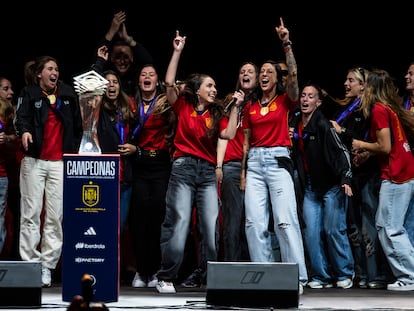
left=206, top=261, right=299, bottom=309
left=0, top=261, right=42, bottom=308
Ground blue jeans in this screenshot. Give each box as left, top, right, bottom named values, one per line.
left=245, top=146, right=308, bottom=284
left=303, top=183, right=354, bottom=283
left=403, top=192, right=414, bottom=247
left=360, top=175, right=390, bottom=282
left=377, top=179, right=414, bottom=284
left=157, top=156, right=219, bottom=281
left=0, top=176, right=8, bottom=254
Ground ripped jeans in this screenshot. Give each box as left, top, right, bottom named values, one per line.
left=245, top=146, right=308, bottom=283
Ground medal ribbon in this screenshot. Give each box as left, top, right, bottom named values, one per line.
left=335, top=97, right=361, bottom=124
left=131, top=98, right=156, bottom=140
left=116, top=110, right=125, bottom=144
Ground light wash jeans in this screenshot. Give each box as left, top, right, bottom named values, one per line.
left=360, top=175, right=390, bottom=283
left=377, top=179, right=414, bottom=284
left=302, top=182, right=354, bottom=284
left=403, top=191, right=414, bottom=247
left=157, top=156, right=219, bottom=281
left=0, top=176, right=8, bottom=254
left=245, top=146, right=308, bottom=284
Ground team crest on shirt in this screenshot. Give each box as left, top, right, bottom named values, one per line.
left=269, top=102, right=277, bottom=111
left=82, top=182, right=100, bottom=207
left=206, top=117, right=213, bottom=128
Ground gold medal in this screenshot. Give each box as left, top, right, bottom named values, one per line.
left=48, top=94, right=56, bottom=105
left=260, top=107, right=269, bottom=116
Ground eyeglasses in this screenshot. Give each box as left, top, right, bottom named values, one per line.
left=281, top=70, right=289, bottom=76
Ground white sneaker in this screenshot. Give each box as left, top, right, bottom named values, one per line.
left=156, top=280, right=176, bottom=293
left=42, top=266, right=51, bottom=287
left=299, top=283, right=304, bottom=295
left=131, top=273, right=147, bottom=288
left=307, top=281, right=333, bottom=289
left=147, top=274, right=158, bottom=288
left=307, top=281, right=323, bottom=289
left=336, top=278, right=353, bottom=289
left=387, top=280, right=414, bottom=291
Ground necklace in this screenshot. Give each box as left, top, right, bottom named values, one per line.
left=259, top=100, right=271, bottom=116
left=259, top=95, right=277, bottom=116
left=143, top=97, right=155, bottom=113
left=260, top=105, right=269, bottom=116
left=42, top=87, right=57, bottom=105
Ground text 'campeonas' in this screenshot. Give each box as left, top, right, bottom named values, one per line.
left=66, top=160, right=116, bottom=176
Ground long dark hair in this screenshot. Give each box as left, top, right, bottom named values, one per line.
left=182, top=73, right=224, bottom=140
left=102, top=70, right=135, bottom=123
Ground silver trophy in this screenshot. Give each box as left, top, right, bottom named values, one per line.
left=73, top=70, right=108, bottom=154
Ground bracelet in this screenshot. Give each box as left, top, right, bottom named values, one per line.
left=341, top=127, right=347, bottom=134
left=164, top=82, right=177, bottom=88
left=215, top=166, right=222, bottom=169
left=282, top=40, right=292, bottom=47
left=126, top=37, right=134, bottom=45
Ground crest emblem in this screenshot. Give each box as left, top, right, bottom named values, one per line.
left=205, top=117, right=213, bottom=129
left=82, top=182, right=99, bottom=207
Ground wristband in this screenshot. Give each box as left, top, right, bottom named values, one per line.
left=282, top=40, right=292, bottom=47
left=215, top=166, right=222, bottom=169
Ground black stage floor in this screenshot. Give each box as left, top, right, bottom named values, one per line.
left=6, top=285, right=414, bottom=311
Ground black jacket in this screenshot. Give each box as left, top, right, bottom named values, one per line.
left=333, top=101, right=380, bottom=187
left=291, top=109, right=352, bottom=202
left=97, top=106, right=135, bottom=184
left=15, top=82, right=83, bottom=157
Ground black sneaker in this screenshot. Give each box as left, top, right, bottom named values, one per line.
left=181, top=269, right=202, bottom=288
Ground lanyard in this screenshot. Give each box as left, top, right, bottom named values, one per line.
left=131, top=98, right=156, bottom=140
left=116, top=110, right=125, bottom=144
left=335, top=97, right=361, bottom=124
left=404, top=97, right=411, bottom=110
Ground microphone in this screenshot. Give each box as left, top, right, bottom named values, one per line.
left=223, top=97, right=237, bottom=113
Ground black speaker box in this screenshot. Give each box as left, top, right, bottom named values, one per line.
left=206, top=261, right=299, bottom=309
left=0, top=261, right=42, bottom=308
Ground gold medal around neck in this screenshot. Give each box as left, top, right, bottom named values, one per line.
left=48, top=94, right=56, bottom=105
left=260, top=107, right=269, bottom=116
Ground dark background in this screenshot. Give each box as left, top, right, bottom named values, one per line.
left=1, top=3, right=411, bottom=100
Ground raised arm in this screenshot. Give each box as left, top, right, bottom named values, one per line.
left=165, top=30, right=186, bottom=106
left=105, top=11, right=126, bottom=42
left=276, top=17, right=299, bottom=102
